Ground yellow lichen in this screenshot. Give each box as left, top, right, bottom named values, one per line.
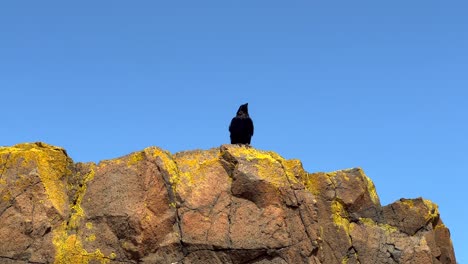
left=226, top=146, right=298, bottom=187
left=342, top=251, right=358, bottom=264
left=302, top=170, right=337, bottom=196
left=0, top=143, right=72, bottom=216
left=359, top=217, right=399, bottom=235
left=331, top=200, right=350, bottom=235
left=2, top=190, right=11, bottom=201
left=302, top=173, right=322, bottom=196
left=68, top=166, right=96, bottom=230
left=1, top=143, right=117, bottom=263
left=422, top=199, right=439, bottom=222
left=145, top=147, right=180, bottom=192
left=354, top=168, right=380, bottom=205
left=53, top=227, right=109, bottom=264
left=176, top=152, right=216, bottom=185
left=226, top=146, right=279, bottom=164
left=401, top=199, right=414, bottom=207
left=342, top=256, right=349, bottom=264
left=86, top=234, right=96, bottom=242
left=172, top=149, right=221, bottom=194
left=281, top=159, right=306, bottom=183
left=254, top=158, right=289, bottom=188
left=127, top=151, right=145, bottom=167
left=53, top=163, right=115, bottom=263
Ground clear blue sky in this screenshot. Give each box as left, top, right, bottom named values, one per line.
left=1, top=1, right=467, bottom=262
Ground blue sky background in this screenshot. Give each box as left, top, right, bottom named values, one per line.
left=1, top=1, right=467, bottom=262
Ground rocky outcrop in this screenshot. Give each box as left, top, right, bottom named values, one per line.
left=0, top=142, right=456, bottom=264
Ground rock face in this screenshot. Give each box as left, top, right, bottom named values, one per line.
left=0, top=142, right=456, bottom=264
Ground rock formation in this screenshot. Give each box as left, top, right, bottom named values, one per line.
left=0, top=142, right=456, bottom=264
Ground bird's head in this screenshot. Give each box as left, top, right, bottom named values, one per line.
left=237, top=103, right=249, bottom=116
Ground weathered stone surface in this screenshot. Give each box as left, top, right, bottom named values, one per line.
left=0, top=143, right=72, bottom=264
left=0, top=142, right=457, bottom=263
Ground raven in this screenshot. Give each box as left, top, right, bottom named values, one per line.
left=229, top=103, right=254, bottom=144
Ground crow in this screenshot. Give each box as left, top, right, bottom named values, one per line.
left=229, top=103, right=254, bottom=145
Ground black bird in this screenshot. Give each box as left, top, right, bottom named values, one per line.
left=229, top=103, right=254, bottom=144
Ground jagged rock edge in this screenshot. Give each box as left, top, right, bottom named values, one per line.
left=274, top=156, right=319, bottom=258
left=218, top=147, right=320, bottom=261
left=147, top=150, right=188, bottom=261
